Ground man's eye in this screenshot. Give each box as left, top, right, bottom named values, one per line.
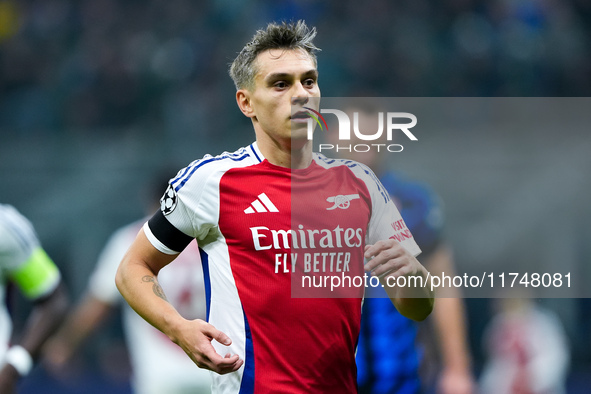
left=304, top=79, right=315, bottom=86
left=274, top=81, right=287, bottom=89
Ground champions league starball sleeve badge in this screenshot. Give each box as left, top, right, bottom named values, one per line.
left=160, top=184, right=178, bottom=215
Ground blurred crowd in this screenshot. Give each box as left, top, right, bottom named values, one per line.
left=1, top=0, right=591, bottom=137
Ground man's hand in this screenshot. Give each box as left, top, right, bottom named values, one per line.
left=364, top=239, right=426, bottom=280
left=171, top=319, right=243, bottom=375
left=364, top=239, right=434, bottom=321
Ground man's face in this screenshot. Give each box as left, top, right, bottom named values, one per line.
left=247, top=48, right=320, bottom=144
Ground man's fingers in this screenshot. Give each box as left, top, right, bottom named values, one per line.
left=217, top=358, right=244, bottom=374
left=370, top=262, right=397, bottom=278
left=364, top=240, right=414, bottom=278
left=200, top=321, right=232, bottom=346
left=207, top=352, right=239, bottom=366
left=365, top=245, right=404, bottom=271
left=364, top=239, right=399, bottom=259
left=196, top=330, right=237, bottom=365
left=206, top=352, right=243, bottom=374
left=197, top=345, right=242, bottom=374
left=187, top=320, right=242, bottom=374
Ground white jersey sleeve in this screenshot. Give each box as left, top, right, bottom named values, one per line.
left=146, top=147, right=261, bottom=254
left=164, top=155, right=223, bottom=242
left=338, top=161, right=422, bottom=257
left=0, top=204, right=61, bottom=300
left=0, top=204, right=39, bottom=271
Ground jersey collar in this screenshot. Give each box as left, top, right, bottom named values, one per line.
left=249, top=142, right=265, bottom=163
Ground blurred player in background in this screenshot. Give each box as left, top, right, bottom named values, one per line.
left=0, top=203, right=69, bottom=393
left=44, top=173, right=211, bottom=394
left=327, top=104, right=475, bottom=394
left=479, top=296, right=569, bottom=394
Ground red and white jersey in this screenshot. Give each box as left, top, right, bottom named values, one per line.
left=144, top=142, right=420, bottom=394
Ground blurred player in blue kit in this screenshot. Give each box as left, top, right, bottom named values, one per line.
left=0, top=204, right=69, bottom=393
left=330, top=105, right=475, bottom=394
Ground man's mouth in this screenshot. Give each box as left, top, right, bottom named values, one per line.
left=291, top=111, right=310, bottom=120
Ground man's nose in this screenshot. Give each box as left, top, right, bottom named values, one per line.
left=291, top=95, right=309, bottom=105
left=291, top=82, right=310, bottom=105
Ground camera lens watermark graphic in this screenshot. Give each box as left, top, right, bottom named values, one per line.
left=299, top=97, right=419, bottom=154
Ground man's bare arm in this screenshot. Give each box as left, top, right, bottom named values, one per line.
left=0, top=283, right=69, bottom=393
left=43, top=294, right=112, bottom=371
left=425, top=246, right=474, bottom=394
left=115, top=228, right=243, bottom=374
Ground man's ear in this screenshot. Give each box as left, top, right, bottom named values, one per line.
left=236, top=89, right=255, bottom=118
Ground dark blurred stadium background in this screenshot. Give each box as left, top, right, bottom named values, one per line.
left=1, top=0, right=590, bottom=393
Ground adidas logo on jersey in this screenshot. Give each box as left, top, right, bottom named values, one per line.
left=244, top=193, right=279, bottom=214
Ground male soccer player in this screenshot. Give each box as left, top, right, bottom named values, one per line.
left=116, top=20, right=434, bottom=393
left=0, top=203, right=68, bottom=393
left=44, top=175, right=211, bottom=394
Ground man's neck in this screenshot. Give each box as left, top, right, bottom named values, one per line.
left=255, top=135, right=313, bottom=169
